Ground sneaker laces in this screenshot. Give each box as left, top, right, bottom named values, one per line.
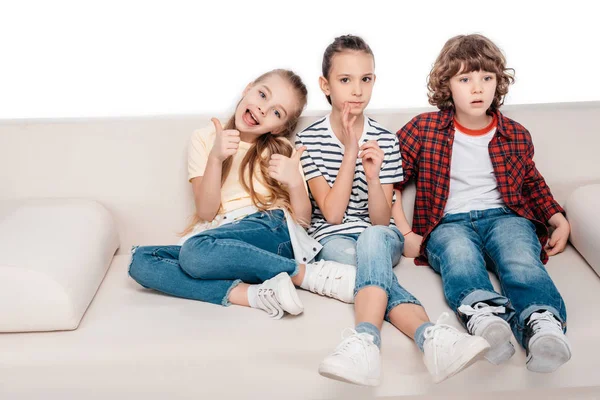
left=528, top=311, right=562, bottom=334
left=256, top=287, right=284, bottom=319
left=332, top=328, right=375, bottom=366
left=423, top=313, right=460, bottom=374
left=309, top=260, right=342, bottom=297
left=458, top=302, right=506, bottom=334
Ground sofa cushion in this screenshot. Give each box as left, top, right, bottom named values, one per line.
left=0, top=199, right=119, bottom=332
left=565, top=184, right=600, bottom=277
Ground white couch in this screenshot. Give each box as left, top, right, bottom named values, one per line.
left=1, top=102, right=600, bottom=399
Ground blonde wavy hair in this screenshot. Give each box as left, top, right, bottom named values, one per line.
left=181, top=69, right=308, bottom=236
left=427, top=34, right=515, bottom=111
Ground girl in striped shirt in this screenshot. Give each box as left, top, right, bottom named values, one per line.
left=297, top=35, right=489, bottom=386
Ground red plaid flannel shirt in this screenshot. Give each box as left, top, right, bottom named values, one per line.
left=394, top=108, right=564, bottom=265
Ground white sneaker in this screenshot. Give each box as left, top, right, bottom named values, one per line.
left=423, top=313, right=490, bottom=383
left=318, top=328, right=381, bottom=386
left=458, top=302, right=515, bottom=365
left=254, top=272, right=303, bottom=319
left=303, top=260, right=356, bottom=303
left=525, top=311, right=571, bottom=373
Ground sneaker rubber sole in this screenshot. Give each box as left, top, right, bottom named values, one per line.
left=478, top=319, right=515, bottom=365
left=272, top=272, right=304, bottom=315
left=526, top=331, right=572, bottom=373
left=318, top=362, right=380, bottom=386
left=431, top=336, right=490, bottom=384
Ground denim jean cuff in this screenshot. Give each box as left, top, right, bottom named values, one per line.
left=518, top=304, right=566, bottom=331
left=458, top=289, right=516, bottom=324
left=221, top=279, right=243, bottom=307
left=354, top=282, right=389, bottom=298
left=128, top=245, right=140, bottom=273
left=288, top=263, right=300, bottom=278
left=384, top=299, right=422, bottom=322
left=460, top=289, right=510, bottom=310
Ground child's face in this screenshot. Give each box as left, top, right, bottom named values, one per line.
left=449, top=69, right=497, bottom=120
left=235, top=74, right=300, bottom=137
left=320, top=51, right=375, bottom=116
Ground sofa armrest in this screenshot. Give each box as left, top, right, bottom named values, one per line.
left=564, top=184, right=600, bottom=277
left=0, top=199, right=119, bottom=332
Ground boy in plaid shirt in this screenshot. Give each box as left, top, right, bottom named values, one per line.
left=393, top=34, right=571, bottom=373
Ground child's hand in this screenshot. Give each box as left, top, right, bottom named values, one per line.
left=403, top=232, right=423, bottom=258
left=359, top=140, right=384, bottom=182
left=268, top=146, right=306, bottom=189
left=209, top=118, right=240, bottom=161
left=546, top=213, right=570, bottom=256
left=340, top=102, right=358, bottom=154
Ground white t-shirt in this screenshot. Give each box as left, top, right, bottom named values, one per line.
left=444, top=115, right=505, bottom=215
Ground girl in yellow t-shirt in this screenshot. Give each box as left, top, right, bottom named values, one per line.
left=129, top=69, right=356, bottom=319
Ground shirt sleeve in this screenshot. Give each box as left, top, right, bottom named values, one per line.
left=379, top=135, right=403, bottom=185
left=521, top=130, right=565, bottom=222
left=297, top=156, right=309, bottom=194
left=188, top=125, right=216, bottom=182
left=394, top=116, right=421, bottom=191
left=295, top=133, right=322, bottom=181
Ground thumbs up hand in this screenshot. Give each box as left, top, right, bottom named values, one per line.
left=209, top=118, right=241, bottom=161
left=268, top=146, right=307, bottom=189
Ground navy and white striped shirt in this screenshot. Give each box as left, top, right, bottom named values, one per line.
left=295, top=114, right=403, bottom=242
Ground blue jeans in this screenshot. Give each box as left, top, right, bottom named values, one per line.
left=425, top=206, right=567, bottom=347
left=128, top=210, right=298, bottom=306
left=316, top=225, right=421, bottom=320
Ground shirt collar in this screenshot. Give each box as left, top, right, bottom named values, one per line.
left=438, top=108, right=512, bottom=139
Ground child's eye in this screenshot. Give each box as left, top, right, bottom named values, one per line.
left=259, top=91, right=266, bottom=99
left=362, top=77, right=372, bottom=82
left=274, top=110, right=281, bottom=118
left=459, top=77, right=469, bottom=83
left=341, top=78, right=349, bottom=83
left=484, top=75, right=494, bottom=81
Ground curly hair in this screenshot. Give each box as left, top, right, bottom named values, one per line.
left=427, top=34, right=515, bottom=111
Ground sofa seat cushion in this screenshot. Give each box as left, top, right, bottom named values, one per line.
left=565, top=184, right=600, bottom=277
left=0, top=199, right=119, bottom=332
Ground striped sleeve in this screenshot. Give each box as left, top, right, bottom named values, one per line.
left=295, top=133, right=322, bottom=181
left=380, top=135, right=403, bottom=184
left=368, top=121, right=403, bottom=185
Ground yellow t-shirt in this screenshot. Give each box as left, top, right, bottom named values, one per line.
left=187, top=123, right=305, bottom=215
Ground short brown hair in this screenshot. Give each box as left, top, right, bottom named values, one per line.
left=427, top=34, right=515, bottom=111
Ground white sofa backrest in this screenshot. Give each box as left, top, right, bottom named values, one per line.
left=2, top=102, right=599, bottom=254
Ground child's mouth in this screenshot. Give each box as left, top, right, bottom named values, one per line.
left=243, top=109, right=260, bottom=126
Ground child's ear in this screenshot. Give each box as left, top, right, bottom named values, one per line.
left=319, top=76, right=330, bottom=97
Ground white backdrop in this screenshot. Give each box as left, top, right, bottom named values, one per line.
left=1, top=0, right=598, bottom=119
